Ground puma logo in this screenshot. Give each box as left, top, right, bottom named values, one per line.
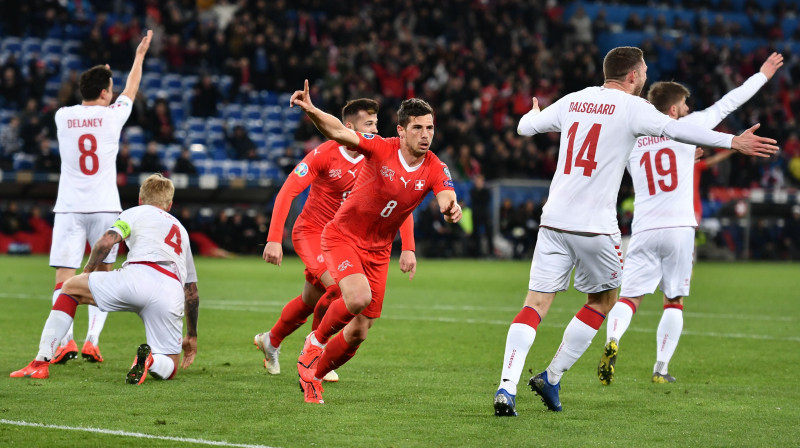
left=400, top=176, right=411, bottom=187
left=347, top=169, right=358, bottom=178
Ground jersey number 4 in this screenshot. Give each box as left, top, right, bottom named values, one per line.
left=639, top=148, right=678, bottom=195
left=565, top=122, right=600, bottom=177
left=164, top=224, right=183, bottom=255
left=78, top=134, right=99, bottom=175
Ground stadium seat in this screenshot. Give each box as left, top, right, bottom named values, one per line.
left=42, top=39, right=62, bottom=55
left=2, top=37, right=21, bottom=54
left=186, top=117, right=206, bottom=133
left=182, top=75, right=199, bottom=90
left=63, top=40, right=81, bottom=55
left=226, top=161, right=246, bottom=178
left=262, top=91, right=279, bottom=106
left=223, top=104, right=243, bottom=120
left=264, top=105, right=282, bottom=121
left=170, top=102, right=185, bottom=124
left=206, top=118, right=224, bottom=133
left=22, top=38, right=42, bottom=55
left=243, top=105, right=262, bottom=121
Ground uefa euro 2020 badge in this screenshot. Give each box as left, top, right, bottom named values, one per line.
left=294, top=162, right=309, bottom=177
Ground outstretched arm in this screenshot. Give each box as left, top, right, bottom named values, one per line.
left=436, top=190, right=462, bottom=224
left=663, top=120, right=778, bottom=158
left=119, top=30, right=153, bottom=101
left=84, top=230, right=123, bottom=273
left=398, top=214, right=416, bottom=280
left=182, top=282, right=199, bottom=369
left=290, top=79, right=360, bottom=147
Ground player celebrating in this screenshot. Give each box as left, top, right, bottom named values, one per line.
left=493, top=46, right=778, bottom=415
left=48, top=30, right=153, bottom=365
left=254, top=99, right=417, bottom=382
left=289, top=80, right=461, bottom=404
left=11, top=174, right=199, bottom=384
left=599, top=52, right=784, bottom=385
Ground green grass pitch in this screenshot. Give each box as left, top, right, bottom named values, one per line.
left=1, top=255, right=798, bottom=447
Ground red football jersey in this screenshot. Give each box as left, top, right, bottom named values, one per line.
left=267, top=140, right=365, bottom=242
left=331, top=132, right=454, bottom=250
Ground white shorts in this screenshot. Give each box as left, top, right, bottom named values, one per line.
left=529, top=227, right=623, bottom=294
left=89, top=263, right=184, bottom=355
left=50, top=212, right=120, bottom=269
left=620, top=227, right=695, bottom=299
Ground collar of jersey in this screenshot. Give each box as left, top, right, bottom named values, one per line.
left=397, top=149, right=424, bottom=172
left=338, top=145, right=364, bottom=164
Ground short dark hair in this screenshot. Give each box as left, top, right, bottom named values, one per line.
left=647, top=82, right=691, bottom=114
left=603, top=46, right=644, bottom=81
left=341, top=98, right=379, bottom=122
left=397, top=98, right=434, bottom=127
left=79, top=65, right=113, bottom=101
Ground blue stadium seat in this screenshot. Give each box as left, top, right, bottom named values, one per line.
left=63, top=55, right=82, bottom=70
left=262, top=91, right=279, bottom=106
left=243, top=105, right=262, bottom=121
left=264, top=105, right=282, bottom=121
left=182, top=75, right=199, bottom=90
left=186, top=117, right=205, bottom=133
left=211, top=148, right=228, bottom=161
left=2, top=37, right=21, bottom=54
left=195, top=159, right=212, bottom=175
left=42, top=39, right=62, bottom=55
left=63, top=40, right=81, bottom=55
left=170, top=102, right=185, bottom=124
left=223, top=104, right=243, bottom=120
left=142, top=73, right=161, bottom=90
left=209, top=161, right=225, bottom=178
left=206, top=118, right=224, bottom=133
left=22, top=38, right=42, bottom=54
left=226, top=161, right=246, bottom=178
left=163, top=74, right=182, bottom=90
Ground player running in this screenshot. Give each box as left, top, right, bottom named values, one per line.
left=48, top=30, right=153, bottom=365
left=598, top=51, right=784, bottom=385
left=11, top=174, right=199, bottom=384
left=493, top=46, right=778, bottom=415
left=254, top=99, right=416, bottom=382
left=289, top=80, right=462, bottom=404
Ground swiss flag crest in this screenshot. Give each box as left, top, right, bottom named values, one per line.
left=414, top=180, right=426, bottom=190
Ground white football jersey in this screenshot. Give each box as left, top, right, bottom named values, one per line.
left=111, top=205, right=197, bottom=285
left=628, top=72, right=768, bottom=234
left=519, top=87, right=671, bottom=234
left=54, top=94, right=133, bottom=213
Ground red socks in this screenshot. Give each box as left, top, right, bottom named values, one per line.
left=52, top=294, right=78, bottom=318
left=512, top=306, right=542, bottom=330
left=575, top=305, right=606, bottom=330
left=313, top=298, right=356, bottom=344
left=269, top=295, right=314, bottom=347
left=312, top=284, right=341, bottom=331
left=315, top=331, right=359, bottom=380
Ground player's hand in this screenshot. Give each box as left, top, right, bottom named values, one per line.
left=263, top=241, right=283, bottom=266
left=290, top=79, right=314, bottom=111
left=694, top=147, right=704, bottom=162
left=441, top=200, right=462, bottom=223
left=399, top=250, right=417, bottom=280
left=759, top=52, right=783, bottom=80
left=136, top=30, right=153, bottom=58
left=731, top=123, right=779, bottom=158
left=529, top=97, right=540, bottom=114
left=181, top=335, right=197, bottom=369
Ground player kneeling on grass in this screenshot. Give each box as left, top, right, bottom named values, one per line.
left=11, top=174, right=199, bottom=384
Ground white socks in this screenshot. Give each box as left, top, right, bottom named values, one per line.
left=655, top=307, right=683, bottom=374
left=499, top=323, right=537, bottom=395
left=86, top=305, right=108, bottom=345
left=53, top=287, right=74, bottom=345
left=546, top=316, right=599, bottom=384
left=36, top=310, right=74, bottom=361
left=606, top=301, right=635, bottom=344
left=149, top=353, right=176, bottom=380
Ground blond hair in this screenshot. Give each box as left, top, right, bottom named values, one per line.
left=647, top=81, right=691, bottom=114
left=139, top=173, right=174, bottom=209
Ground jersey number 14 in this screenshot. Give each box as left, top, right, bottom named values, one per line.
left=565, top=122, right=600, bottom=177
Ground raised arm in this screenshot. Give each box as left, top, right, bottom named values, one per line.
left=84, top=230, right=123, bottom=273
left=119, top=30, right=153, bottom=101
left=181, top=282, right=199, bottom=369
left=290, top=79, right=360, bottom=147
left=517, top=97, right=562, bottom=136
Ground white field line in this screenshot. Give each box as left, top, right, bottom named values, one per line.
left=0, top=419, right=278, bottom=448
left=4, top=293, right=797, bottom=342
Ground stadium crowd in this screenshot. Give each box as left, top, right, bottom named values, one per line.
left=1, top=0, right=799, bottom=259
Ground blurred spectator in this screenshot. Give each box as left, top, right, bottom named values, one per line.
left=139, top=141, right=164, bottom=174
left=0, top=64, right=24, bottom=109
left=146, top=98, right=176, bottom=144
left=191, top=74, right=222, bottom=118
left=569, top=6, right=593, bottom=45
left=116, top=142, right=138, bottom=175
left=0, top=116, right=21, bottom=169
left=224, top=124, right=258, bottom=160
left=34, top=139, right=59, bottom=173
left=173, top=148, right=198, bottom=175
left=783, top=205, right=800, bottom=260
left=455, top=144, right=481, bottom=181
left=1, top=202, right=30, bottom=235
left=469, top=174, right=494, bottom=258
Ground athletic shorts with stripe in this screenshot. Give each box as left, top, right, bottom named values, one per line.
left=50, top=212, right=119, bottom=268
left=620, top=227, right=694, bottom=299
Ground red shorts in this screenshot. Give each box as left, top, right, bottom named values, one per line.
left=292, top=217, right=326, bottom=289
left=321, top=222, right=391, bottom=319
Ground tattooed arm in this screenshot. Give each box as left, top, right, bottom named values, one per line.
left=181, top=282, right=199, bottom=368
left=84, top=230, right=123, bottom=273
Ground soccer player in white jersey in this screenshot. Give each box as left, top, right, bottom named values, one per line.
left=11, top=174, right=199, bottom=384
left=598, top=52, right=784, bottom=385
left=48, top=30, right=153, bottom=365
left=493, top=46, right=779, bottom=416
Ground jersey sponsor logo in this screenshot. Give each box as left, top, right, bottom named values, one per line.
left=294, top=162, right=309, bottom=177
left=360, top=133, right=375, bottom=140
left=329, top=169, right=342, bottom=178
left=443, top=166, right=452, bottom=179
left=338, top=260, right=353, bottom=272
left=347, top=169, right=358, bottom=178
left=414, top=180, right=426, bottom=190
left=443, top=179, right=454, bottom=187
left=380, top=166, right=395, bottom=181
left=568, top=101, right=616, bottom=115
left=400, top=176, right=411, bottom=188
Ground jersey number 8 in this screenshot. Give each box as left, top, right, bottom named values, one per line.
left=78, top=133, right=99, bottom=176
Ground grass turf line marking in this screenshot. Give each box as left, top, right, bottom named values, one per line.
left=0, top=419, right=277, bottom=448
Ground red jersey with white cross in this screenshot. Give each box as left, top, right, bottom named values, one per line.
left=267, top=140, right=365, bottom=242
left=330, top=132, right=454, bottom=250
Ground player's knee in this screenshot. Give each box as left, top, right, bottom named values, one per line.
left=61, top=274, right=93, bottom=304
left=343, top=289, right=371, bottom=314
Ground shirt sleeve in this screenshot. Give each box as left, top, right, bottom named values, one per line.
left=517, top=99, right=564, bottom=136
left=110, top=210, right=133, bottom=238
left=662, top=120, right=734, bottom=149
left=107, top=94, right=134, bottom=128
left=681, top=73, right=768, bottom=128
left=355, top=132, right=392, bottom=158
left=431, top=161, right=455, bottom=196
left=628, top=97, right=673, bottom=138
left=184, top=246, right=198, bottom=284
left=266, top=154, right=317, bottom=242
left=398, top=213, right=415, bottom=252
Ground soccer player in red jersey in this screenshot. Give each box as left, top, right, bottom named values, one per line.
left=254, top=99, right=417, bottom=381
left=289, top=80, right=462, bottom=403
